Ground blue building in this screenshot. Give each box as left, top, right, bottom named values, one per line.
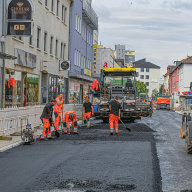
left=69, top=0, right=98, bottom=104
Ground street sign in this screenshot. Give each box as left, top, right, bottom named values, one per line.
left=7, top=21, right=31, bottom=36
left=7, top=0, right=33, bottom=36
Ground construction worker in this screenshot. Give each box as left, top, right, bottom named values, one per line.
left=82, top=95, right=94, bottom=128
left=40, top=99, right=57, bottom=140
left=63, top=111, right=78, bottom=134
left=54, top=94, right=64, bottom=132
left=109, top=96, right=121, bottom=135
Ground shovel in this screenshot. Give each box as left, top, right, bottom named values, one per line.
left=119, top=119, right=131, bottom=132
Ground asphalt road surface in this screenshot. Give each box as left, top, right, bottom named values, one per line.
left=0, top=110, right=191, bottom=192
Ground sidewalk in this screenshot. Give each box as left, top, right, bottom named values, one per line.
left=0, top=119, right=84, bottom=152
left=0, top=128, right=43, bottom=152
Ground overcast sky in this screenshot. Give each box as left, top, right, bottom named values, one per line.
left=92, top=0, right=192, bottom=74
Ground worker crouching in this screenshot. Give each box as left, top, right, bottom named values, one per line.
left=109, top=96, right=121, bottom=135
left=40, top=99, right=57, bottom=140
left=63, top=111, right=78, bottom=134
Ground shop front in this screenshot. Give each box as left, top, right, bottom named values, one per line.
left=5, top=68, right=40, bottom=107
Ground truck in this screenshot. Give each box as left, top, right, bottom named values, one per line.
left=92, top=68, right=153, bottom=123
left=156, top=96, right=171, bottom=110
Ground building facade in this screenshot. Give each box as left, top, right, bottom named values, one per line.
left=134, top=59, right=161, bottom=97
left=0, top=0, right=71, bottom=108
left=115, top=44, right=125, bottom=60
left=69, top=0, right=98, bottom=104
left=125, top=50, right=135, bottom=68
left=170, top=57, right=192, bottom=106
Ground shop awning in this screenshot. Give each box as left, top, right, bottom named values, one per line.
left=69, top=71, right=95, bottom=82
left=0, top=52, right=17, bottom=60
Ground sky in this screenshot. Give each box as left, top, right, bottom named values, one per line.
left=92, top=0, right=192, bottom=74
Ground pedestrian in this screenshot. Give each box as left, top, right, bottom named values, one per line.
left=40, top=99, right=57, bottom=140
left=63, top=111, right=78, bottom=134
left=54, top=94, right=64, bottom=132
left=82, top=95, right=94, bottom=128
left=109, top=96, right=121, bottom=135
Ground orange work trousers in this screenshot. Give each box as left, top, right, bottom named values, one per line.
left=41, top=118, right=51, bottom=139
left=63, top=116, right=78, bottom=133
left=109, top=114, right=119, bottom=133
left=54, top=111, right=61, bottom=131
left=83, top=112, right=91, bottom=128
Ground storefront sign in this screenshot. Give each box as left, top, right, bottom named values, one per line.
left=8, top=77, right=16, bottom=88
left=8, top=0, right=32, bottom=20
left=59, top=60, right=70, bottom=71
left=93, top=44, right=97, bottom=74
left=7, top=21, right=31, bottom=36
left=84, top=69, right=91, bottom=77
left=7, top=0, right=32, bottom=36
left=15, top=48, right=36, bottom=68
left=103, top=62, right=108, bottom=68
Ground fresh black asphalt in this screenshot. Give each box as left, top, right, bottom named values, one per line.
left=0, top=113, right=165, bottom=192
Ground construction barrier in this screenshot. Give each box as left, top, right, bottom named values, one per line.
left=0, top=104, right=82, bottom=136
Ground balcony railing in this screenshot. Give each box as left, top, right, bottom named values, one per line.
left=82, top=0, right=98, bottom=30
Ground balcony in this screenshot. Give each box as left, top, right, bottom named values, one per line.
left=82, top=0, right=98, bottom=30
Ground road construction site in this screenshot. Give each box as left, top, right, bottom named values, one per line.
left=0, top=110, right=192, bottom=192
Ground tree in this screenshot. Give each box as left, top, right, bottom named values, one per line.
left=152, top=89, right=159, bottom=98
left=159, top=85, right=163, bottom=95
left=136, top=81, right=147, bottom=96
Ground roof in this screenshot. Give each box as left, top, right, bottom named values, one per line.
left=133, top=58, right=160, bottom=69
left=181, top=56, right=192, bottom=64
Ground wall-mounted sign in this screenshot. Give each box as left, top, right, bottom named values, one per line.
left=59, top=60, right=70, bottom=71
left=8, top=0, right=32, bottom=20
left=7, top=21, right=31, bottom=36
left=93, top=44, right=97, bottom=74
left=14, top=48, right=36, bottom=68
left=103, top=62, right=108, bottom=68
left=7, top=0, right=32, bottom=36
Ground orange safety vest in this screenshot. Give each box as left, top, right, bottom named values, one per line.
left=65, top=111, right=77, bottom=121
left=8, top=78, right=16, bottom=88
left=92, top=80, right=100, bottom=91
left=54, top=97, right=63, bottom=113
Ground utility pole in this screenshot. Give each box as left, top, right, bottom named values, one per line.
left=0, top=0, right=6, bottom=108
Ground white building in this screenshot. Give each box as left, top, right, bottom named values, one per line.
left=134, top=59, right=161, bottom=97
left=0, top=0, right=71, bottom=108
left=178, top=57, right=192, bottom=93
left=95, top=45, right=114, bottom=78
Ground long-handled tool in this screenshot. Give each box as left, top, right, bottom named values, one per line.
left=119, top=119, right=131, bottom=132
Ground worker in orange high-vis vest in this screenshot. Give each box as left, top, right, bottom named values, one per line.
left=63, top=111, right=78, bottom=134
left=109, top=96, right=121, bottom=135
left=54, top=94, right=64, bottom=132
left=40, top=99, right=57, bottom=140
left=82, top=95, right=94, bottom=128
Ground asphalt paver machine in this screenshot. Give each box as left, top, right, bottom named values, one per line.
left=92, top=68, right=153, bottom=122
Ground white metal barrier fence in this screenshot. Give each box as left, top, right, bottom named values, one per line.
left=0, top=104, right=82, bottom=136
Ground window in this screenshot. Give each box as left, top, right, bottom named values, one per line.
left=140, top=68, right=144, bottom=72
left=37, top=27, right=41, bottom=49
left=29, top=36, right=33, bottom=45
left=146, top=82, right=149, bottom=86
left=45, top=0, right=48, bottom=6
left=74, top=49, right=76, bottom=65
left=140, top=75, right=144, bottom=79
left=51, top=0, right=54, bottom=12
left=146, top=75, right=149, bottom=79
left=146, top=68, right=150, bottom=72
left=55, top=39, right=58, bottom=57
left=50, top=36, right=53, bottom=54
left=60, top=42, right=63, bottom=59
left=44, top=32, right=47, bottom=52
left=79, top=18, right=82, bottom=34
left=56, top=0, right=59, bottom=16
left=63, top=43, right=66, bottom=59
left=62, top=5, right=67, bottom=23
